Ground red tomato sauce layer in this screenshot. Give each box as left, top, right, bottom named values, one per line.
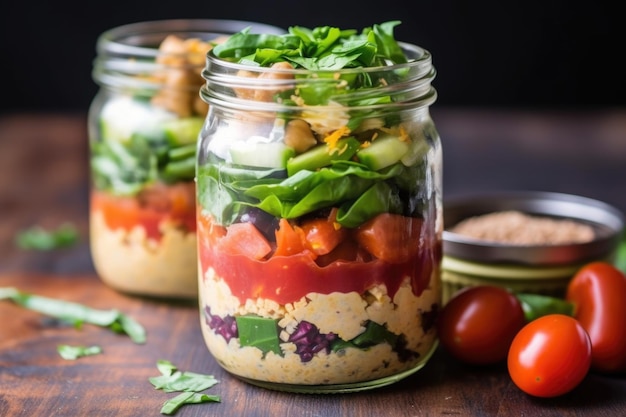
left=198, top=233, right=440, bottom=306
left=91, top=182, right=196, bottom=241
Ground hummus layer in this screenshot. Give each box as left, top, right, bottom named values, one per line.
left=91, top=210, right=197, bottom=298
left=199, top=266, right=440, bottom=385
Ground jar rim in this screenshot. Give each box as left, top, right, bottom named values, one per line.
left=200, top=41, right=437, bottom=111
left=96, top=19, right=286, bottom=58
left=92, top=19, right=286, bottom=90
left=204, top=41, right=433, bottom=77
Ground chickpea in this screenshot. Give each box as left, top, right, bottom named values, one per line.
left=284, top=119, right=318, bottom=154
left=254, top=61, right=295, bottom=102
left=150, top=34, right=213, bottom=117
left=233, top=70, right=259, bottom=100
left=151, top=69, right=195, bottom=117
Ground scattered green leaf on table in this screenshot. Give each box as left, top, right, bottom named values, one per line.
left=57, top=344, right=103, bottom=360
left=15, top=223, right=78, bottom=250
left=160, top=392, right=221, bottom=415
left=0, top=287, right=146, bottom=344
left=150, top=360, right=221, bottom=415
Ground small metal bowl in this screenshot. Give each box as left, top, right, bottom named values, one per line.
left=441, top=191, right=624, bottom=302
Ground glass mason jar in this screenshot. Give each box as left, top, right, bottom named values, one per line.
left=196, top=36, right=443, bottom=392
left=88, top=19, right=285, bottom=299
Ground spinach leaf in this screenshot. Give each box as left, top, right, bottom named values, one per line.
left=92, top=129, right=197, bottom=196
left=213, top=20, right=407, bottom=69
left=615, top=232, right=626, bottom=274
left=57, top=344, right=102, bottom=360
left=0, top=287, right=146, bottom=344
left=15, top=223, right=78, bottom=250
left=197, top=157, right=416, bottom=228
left=516, top=293, right=575, bottom=322
left=149, top=360, right=221, bottom=415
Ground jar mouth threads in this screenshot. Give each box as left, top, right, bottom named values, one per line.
left=201, top=42, right=437, bottom=112
left=92, top=19, right=286, bottom=91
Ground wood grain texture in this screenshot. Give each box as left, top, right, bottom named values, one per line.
left=1, top=111, right=625, bottom=417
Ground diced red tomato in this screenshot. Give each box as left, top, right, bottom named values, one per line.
left=300, top=208, right=348, bottom=255
left=217, top=222, right=272, bottom=260
left=197, top=209, right=227, bottom=246
left=314, top=238, right=372, bottom=267
left=354, top=213, right=423, bottom=263
left=273, top=218, right=311, bottom=258
left=91, top=182, right=196, bottom=240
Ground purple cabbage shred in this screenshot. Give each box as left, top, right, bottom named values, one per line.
left=288, top=320, right=337, bottom=362
left=205, top=306, right=238, bottom=342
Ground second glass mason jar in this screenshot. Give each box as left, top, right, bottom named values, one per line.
left=88, top=19, right=285, bottom=299
left=196, top=24, right=443, bottom=392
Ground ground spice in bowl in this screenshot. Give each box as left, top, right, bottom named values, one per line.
left=450, top=210, right=595, bottom=246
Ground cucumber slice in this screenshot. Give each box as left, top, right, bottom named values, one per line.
left=99, top=96, right=175, bottom=142
left=400, top=136, right=429, bottom=166
left=162, top=117, right=204, bottom=146
left=230, top=141, right=296, bottom=169
left=356, top=133, right=410, bottom=171
left=286, top=137, right=361, bottom=176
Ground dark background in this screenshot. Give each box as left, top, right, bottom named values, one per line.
left=1, top=0, right=624, bottom=114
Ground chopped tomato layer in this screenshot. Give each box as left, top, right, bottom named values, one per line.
left=198, top=212, right=441, bottom=305
left=91, top=182, right=196, bottom=240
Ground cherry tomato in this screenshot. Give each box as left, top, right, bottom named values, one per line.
left=566, top=261, right=626, bottom=373
left=507, top=314, right=591, bottom=398
left=437, top=286, right=526, bottom=365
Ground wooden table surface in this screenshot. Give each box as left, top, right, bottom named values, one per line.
left=1, top=108, right=625, bottom=417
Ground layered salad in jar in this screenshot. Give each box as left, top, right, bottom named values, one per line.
left=197, top=21, right=442, bottom=389
left=89, top=34, right=223, bottom=298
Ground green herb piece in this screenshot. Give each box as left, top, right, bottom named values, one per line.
left=211, top=21, right=408, bottom=109
left=161, top=392, right=221, bottom=415
left=213, top=21, right=406, bottom=69
left=57, top=344, right=102, bottom=360
left=235, top=315, right=282, bottom=356
left=351, top=321, right=398, bottom=348
left=0, top=287, right=146, bottom=344
left=93, top=111, right=200, bottom=196
left=150, top=369, right=220, bottom=393
left=615, top=231, right=626, bottom=274
left=198, top=159, right=416, bottom=228
left=15, top=223, right=78, bottom=250
left=331, top=320, right=400, bottom=352
left=516, top=292, right=575, bottom=322
left=149, top=360, right=220, bottom=415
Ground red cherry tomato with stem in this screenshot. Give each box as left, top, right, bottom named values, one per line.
left=507, top=314, right=591, bottom=398
left=437, top=285, right=526, bottom=365
left=566, top=261, right=626, bottom=373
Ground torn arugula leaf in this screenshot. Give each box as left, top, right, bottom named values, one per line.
left=15, top=223, right=78, bottom=250
left=57, top=344, right=103, bottom=360
left=0, top=287, right=146, bottom=344
left=150, top=360, right=221, bottom=415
